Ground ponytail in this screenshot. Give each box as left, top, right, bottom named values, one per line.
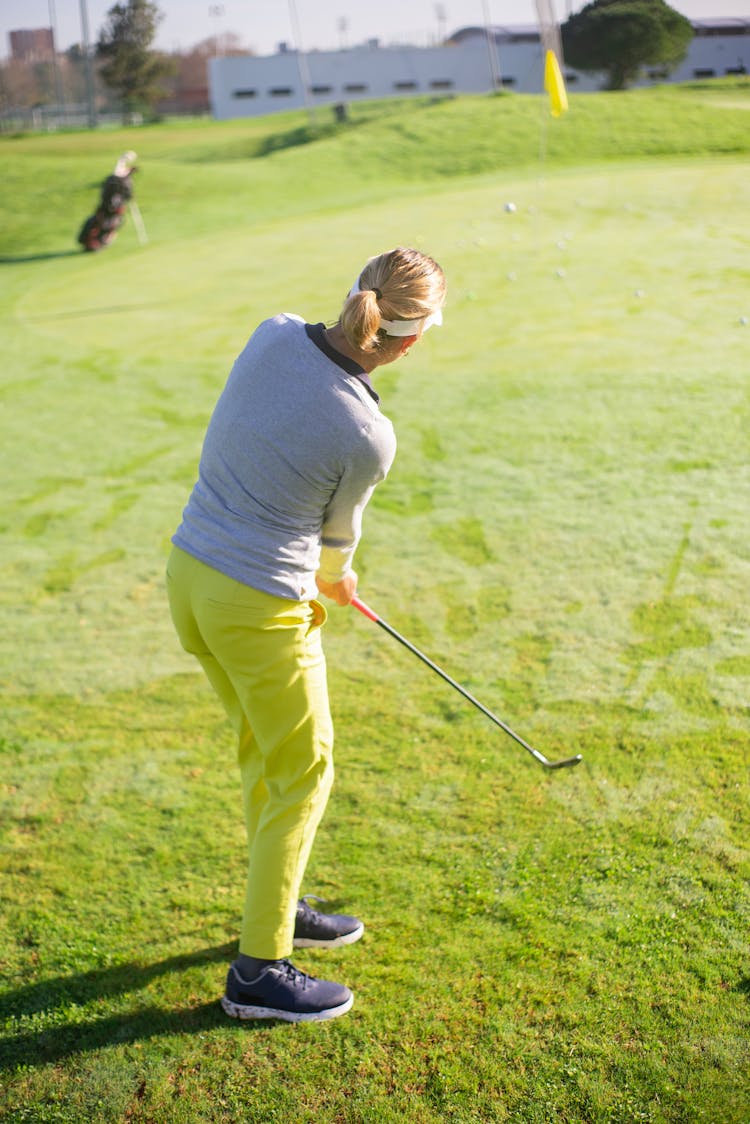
left=338, top=247, right=446, bottom=354
left=340, top=289, right=383, bottom=353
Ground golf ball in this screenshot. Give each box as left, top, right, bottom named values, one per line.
left=505, top=202, right=517, bottom=213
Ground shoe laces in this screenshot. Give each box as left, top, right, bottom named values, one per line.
left=279, top=959, right=312, bottom=992
left=297, top=897, right=322, bottom=925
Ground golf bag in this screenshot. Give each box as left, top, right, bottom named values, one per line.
left=77, top=152, right=137, bottom=252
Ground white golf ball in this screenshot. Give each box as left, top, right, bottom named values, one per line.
left=740, top=316, right=749, bottom=326
left=505, top=202, right=517, bottom=212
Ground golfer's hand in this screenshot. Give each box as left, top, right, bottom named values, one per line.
left=315, top=570, right=358, bottom=606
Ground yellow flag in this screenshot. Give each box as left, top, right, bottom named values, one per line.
left=544, top=49, right=568, bottom=117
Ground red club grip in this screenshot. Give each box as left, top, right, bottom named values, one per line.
left=350, top=595, right=379, bottom=623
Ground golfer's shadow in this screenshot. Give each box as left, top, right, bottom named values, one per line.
left=0, top=941, right=273, bottom=1069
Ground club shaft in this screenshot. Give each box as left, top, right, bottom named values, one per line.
left=351, top=596, right=581, bottom=770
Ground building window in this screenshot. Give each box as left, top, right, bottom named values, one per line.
left=693, top=68, right=716, bottom=78
left=430, top=79, right=454, bottom=90
left=311, top=84, right=333, bottom=94
left=394, top=80, right=418, bottom=90
left=695, top=23, right=748, bottom=37
left=233, top=88, right=257, bottom=98
left=565, top=73, right=579, bottom=83
left=343, top=83, right=368, bottom=92
left=501, top=76, right=516, bottom=87
left=269, top=87, right=294, bottom=96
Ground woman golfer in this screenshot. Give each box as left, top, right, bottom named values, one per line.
left=167, top=247, right=446, bottom=1022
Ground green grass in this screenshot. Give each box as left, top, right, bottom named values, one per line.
left=1, top=85, right=749, bottom=1122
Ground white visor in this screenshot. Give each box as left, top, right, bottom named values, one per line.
left=348, top=277, right=443, bottom=337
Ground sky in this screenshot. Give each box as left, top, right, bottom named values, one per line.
left=1, top=0, right=747, bottom=60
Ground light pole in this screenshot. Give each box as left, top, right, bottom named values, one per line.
left=287, top=0, right=316, bottom=124
left=435, top=4, right=447, bottom=45
left=48, top=0, right=66, bottom=122
left=481, top=0, right=502, bottom=92
left=209, top=4, right=225, bottom=57
left=79, top=0, right=97, bottom=128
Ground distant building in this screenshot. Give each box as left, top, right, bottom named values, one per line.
left=208, top=19, right=749, bottom=121
left=9, top=27, right=55, bottom=62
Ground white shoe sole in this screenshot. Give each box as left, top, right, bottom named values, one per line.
left=292, top=922, right=365, bottom=949
left=221, top=992, right=354, bottom=1022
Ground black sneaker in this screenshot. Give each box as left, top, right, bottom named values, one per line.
left=221, top=960, right=353, bottom=1023
left=293, top=897, right=365, bottom=949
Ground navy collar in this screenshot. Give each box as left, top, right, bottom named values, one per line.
left=305, top=322, right=380, bottom=403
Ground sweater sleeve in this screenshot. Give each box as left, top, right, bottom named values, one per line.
left=317, top=422, right=396, bottom=583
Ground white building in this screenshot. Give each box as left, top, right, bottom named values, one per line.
left=209, top=20, right=750, bottom=121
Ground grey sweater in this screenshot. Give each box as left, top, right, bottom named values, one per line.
left=172, top=313, right=397, bottom=601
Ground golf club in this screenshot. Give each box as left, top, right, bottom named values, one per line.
left=351, top=595, right=582, bottom=771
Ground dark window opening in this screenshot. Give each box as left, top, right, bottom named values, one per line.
left=695, top=24, right=748, bottom=37
left=233, top=88, right=257, bottom=98
left=269, top=86, right=294, bottom=96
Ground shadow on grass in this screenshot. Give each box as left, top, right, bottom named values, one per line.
left=0, top=250, right=81, bottom=263
left=0, top=941, right=276, bottom=1069
left=21, top=300, right=177, bottom=321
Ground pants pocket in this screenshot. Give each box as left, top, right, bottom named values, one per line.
left=308, top=599, right=328, bottom=631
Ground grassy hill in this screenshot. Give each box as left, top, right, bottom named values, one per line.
left=2, top=79, right=749, bottom=253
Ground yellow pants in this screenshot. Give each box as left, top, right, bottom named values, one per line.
left=166, top=546, right=334, bottom=959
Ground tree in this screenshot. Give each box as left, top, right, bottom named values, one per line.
left=97, top=0, right=174, bottom=118
left=158, top=35, right=249, bottom=114
left=561, top=0, right=693, bottom=90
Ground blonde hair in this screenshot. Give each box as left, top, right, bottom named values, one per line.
left=339, top=247, right=446, bottom=354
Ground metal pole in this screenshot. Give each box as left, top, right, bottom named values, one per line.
left=79, top=0, right=97, bottom=128
left=209, top=5, right=225, bottom=58
left=288, top=0, right=317, bottom=125
left=435, top=3, right=447, bottom=45
left=481, top=0, right=502, bottom=92
left=48, top=0, right=66, bottom=124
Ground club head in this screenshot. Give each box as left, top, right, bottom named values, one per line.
left=543, top=753, right=583, bottom=770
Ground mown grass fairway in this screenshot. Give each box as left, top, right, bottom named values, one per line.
left=1, top=86, right=749, bottom=1122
